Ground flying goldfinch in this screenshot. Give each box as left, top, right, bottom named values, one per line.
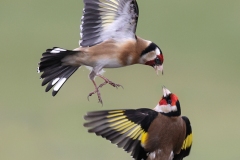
left=38, top=0, right=164, bottom=104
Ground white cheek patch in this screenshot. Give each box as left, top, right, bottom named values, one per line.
left=154, top=104, right=177, bottom=113
left=171, top=105, right=177, bottom=111
left=155, top=48, right=161, bottom=55
left=141, top=51, right=156, bottom=64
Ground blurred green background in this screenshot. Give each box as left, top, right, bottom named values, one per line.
left=1, top=0, right=240, bottom=159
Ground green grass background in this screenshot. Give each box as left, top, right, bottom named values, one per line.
left=1, top=0, right=240, bottom=159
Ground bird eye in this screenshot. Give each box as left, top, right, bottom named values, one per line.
left=154, top=57, right=161, bottom=65
left=167, top=99, right=172, bottom=104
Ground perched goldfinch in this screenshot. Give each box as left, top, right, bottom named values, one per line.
left=38, top=0, right=164, bottom=104
left=84, top=86, right=192, bottom=160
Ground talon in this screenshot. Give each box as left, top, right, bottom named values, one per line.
left=87, top=88, right=103, bottom=105
left=106, top=81, right=123, bottom=89
left=87, top=92, right=95, bottom=101
left=98, top=98, right=103, bottom=105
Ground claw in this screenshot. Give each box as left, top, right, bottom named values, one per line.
left=87, top=88, right=103, bottom=105
left=88, top=80, right=103, bottom=105
left=107, top=81, right=123, bottom=89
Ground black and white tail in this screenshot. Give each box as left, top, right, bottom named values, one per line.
left=38, top=47, right=80, bottom=96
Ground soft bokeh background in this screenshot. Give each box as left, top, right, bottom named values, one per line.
left=1, top=0, right=240, bottom=159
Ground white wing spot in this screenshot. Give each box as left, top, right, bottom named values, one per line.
left=37, top=67, right=40, bottom=73
left=53, top=78, right=67, bottom=91
left=50, top=50, right=60, bottom=53
left=50, top=48, right=66, bottom=54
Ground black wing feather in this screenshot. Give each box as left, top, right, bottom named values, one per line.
left=84, top=108, right=158, bottom=160
left=173, top=116, right=193, bottom=160
left=80, top=0, right=139, bottom=47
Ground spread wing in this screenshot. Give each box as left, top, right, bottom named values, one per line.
left=84, top=108, right=158, bottom=160
left=80, top=0, right=139, bottom=47
left=173, top=116, right=193, bottom=160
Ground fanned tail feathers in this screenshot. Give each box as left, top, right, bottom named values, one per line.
left=38, top=47, right=79, bottom=96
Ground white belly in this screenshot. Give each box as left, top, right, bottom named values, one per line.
left=97, top=58, right=123, bottom=68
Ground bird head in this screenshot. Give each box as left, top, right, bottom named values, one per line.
left=141, top=42, right=164, bottom=75
left=154, top=86, right=181, bottom=116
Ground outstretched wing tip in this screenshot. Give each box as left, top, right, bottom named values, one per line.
left=83, top=108, right=158, bottom=160
left=80, top=0, right=139, bottom=47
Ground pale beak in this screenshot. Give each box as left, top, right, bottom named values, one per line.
left=154, top=65, right=163, bottom=75
left=162, top=86, right=171, bottom=97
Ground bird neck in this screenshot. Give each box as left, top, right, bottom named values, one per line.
left=160, top=110, right=181, bottom=117
left=135, top=36, right=152, bottom=64
left=154, top=101, right=181, bottom=117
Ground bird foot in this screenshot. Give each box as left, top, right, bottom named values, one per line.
left=87, top=77, right=123, bottom=105
left=98, top=79, right=123, bottom=89
left=87, top=88, right=103, bottom=105
left=107, top=80, right=123, bottom=89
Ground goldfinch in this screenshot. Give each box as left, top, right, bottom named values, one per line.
left=38, top=0, right=164, bottom=104
left=84, top=86, right=192, bottom=160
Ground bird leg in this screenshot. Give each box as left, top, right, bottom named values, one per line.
left=97, top=75, right=123, bottom=89
left=88, top=80, right=103, bottom=104
left=87, top=73, right=123, bottom=105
